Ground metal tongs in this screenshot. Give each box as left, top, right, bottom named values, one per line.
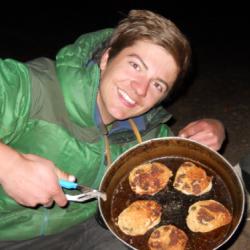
left=59, top=180, right=107, bottom=202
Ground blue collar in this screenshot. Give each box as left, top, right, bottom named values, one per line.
left=94, top=105, right=146, bottom=135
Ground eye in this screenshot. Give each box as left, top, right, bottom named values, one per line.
left=152, top=81, right=166, bottom=93
left=129, top=61, right=141, bottom=71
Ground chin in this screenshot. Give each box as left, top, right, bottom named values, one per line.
left=113, top=114, right=128, bottom=121
left=109, top=108, right=141, bottom=121
left=111, top=111, right=130, bottom=121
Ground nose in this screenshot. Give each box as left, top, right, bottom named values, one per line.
left=131, top=79, right=150, bottom=97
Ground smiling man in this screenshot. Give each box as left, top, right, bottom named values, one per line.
left=98, top=41, right=178, bottom=124
left=0, top=9, right=225, bottom=249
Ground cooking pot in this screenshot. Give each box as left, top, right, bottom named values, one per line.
left=98, top=137, right=245, bottom=250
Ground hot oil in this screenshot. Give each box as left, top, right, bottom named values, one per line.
left=110, top=157, right=233, bottom=250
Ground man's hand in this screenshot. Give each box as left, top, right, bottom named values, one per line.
left=178, top=119, right=225, bottom=151
left=0, top=150, right=75, bottom=208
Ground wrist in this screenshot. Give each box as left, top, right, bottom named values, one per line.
left=0, top=143, right=23, bottom=183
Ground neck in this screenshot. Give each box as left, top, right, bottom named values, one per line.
left=96, top=92, right=115, bottom=125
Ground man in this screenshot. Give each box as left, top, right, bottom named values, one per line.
left=0, top=9, right=225, bottom=249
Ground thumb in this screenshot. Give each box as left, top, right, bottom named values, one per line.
left=54, top=167, right=76, bottom=182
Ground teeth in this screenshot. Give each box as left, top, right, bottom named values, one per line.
left=118, top=89, right=136, bottom=105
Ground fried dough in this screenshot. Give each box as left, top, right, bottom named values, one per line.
left=148, top=224, right=188, bottom=250
left=186, top=199, right=232, bottom=232
left=129, top=162, right=173, bottom=195
left=173, top=161, right=213, bottom=196
left=117, top=200, right=162, bottom=236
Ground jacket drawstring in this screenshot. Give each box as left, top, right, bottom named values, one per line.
left=104, top=135, right=112, bottom=167
left=104, top=118, right=143, bottom=167
left=128, top=118, right=143, bottom=144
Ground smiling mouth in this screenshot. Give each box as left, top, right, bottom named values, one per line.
left=118, top=88, right=136, bottom=106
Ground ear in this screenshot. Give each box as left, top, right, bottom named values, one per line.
left=100, top=48, right=110, bottom=71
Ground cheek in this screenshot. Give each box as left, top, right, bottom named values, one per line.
left=101, top=67, right=118, bottom=86
left=100, top=68, right=113, bottom=90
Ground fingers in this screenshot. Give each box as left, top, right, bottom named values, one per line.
left=52, top=185, right=68, bottom=207
left=41, top=183, right=68, bottom=208
left=183, top=131, right=220, bottom=151
left=54, top=168, right=76, bottom=182
left=24, top=185, right=67, bottom=208
left=178, top=120, right=203, bottom=138
left=43, top=199, right=54, bottom=208
left=178, top=119, right=225, bottom=151
left=43, top=196, right=67, bottom=208
left=53, top=168, right=75, bottom=207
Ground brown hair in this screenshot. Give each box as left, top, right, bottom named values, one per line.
left=108, top=9, right=191, bottom=82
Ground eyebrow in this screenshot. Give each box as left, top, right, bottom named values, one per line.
left=128, top=53, right=170, bottom=90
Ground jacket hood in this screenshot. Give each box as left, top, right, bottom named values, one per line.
left=55, top=29, right=172, bottom=140
left=56, top=29, right=113, bottom=128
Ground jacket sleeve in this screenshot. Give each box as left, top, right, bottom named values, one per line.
left=0, top=58, right=31, bottom=144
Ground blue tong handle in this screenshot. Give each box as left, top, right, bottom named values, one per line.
left=59, top=179, right=78, bottom=189
left=59, top=179, right=107, bottom=202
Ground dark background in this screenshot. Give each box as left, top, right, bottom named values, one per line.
left=1, top=2, right=250, bottom=248
left=1, top=2, right=249, bottom=165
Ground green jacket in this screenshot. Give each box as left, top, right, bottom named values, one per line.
left=0, top=29, right=172, bottom=240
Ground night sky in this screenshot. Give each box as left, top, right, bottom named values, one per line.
left=1, top=2, right=249, bottom=61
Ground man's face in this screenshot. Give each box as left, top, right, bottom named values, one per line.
left=97, top=40, right=179, bottom=125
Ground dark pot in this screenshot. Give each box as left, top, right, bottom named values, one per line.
left=98, top=137, right=245, bottom=250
